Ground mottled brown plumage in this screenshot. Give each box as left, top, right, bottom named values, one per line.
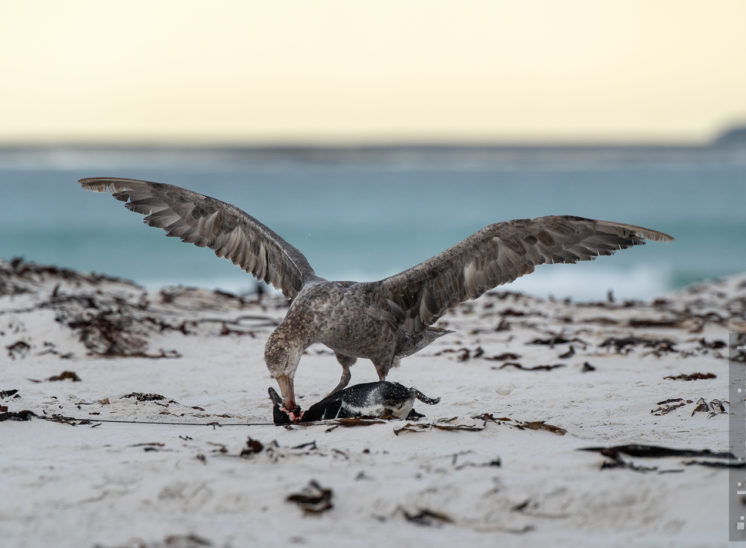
left=79, top=177, right=673, bottom=418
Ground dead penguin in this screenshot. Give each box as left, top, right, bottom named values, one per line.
left=268, top=381, right=440, bottom=425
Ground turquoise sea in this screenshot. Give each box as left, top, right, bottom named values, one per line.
left=1, top=145, right=744, bottom=300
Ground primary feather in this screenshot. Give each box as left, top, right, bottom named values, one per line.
left=79, top=177, right=318, bottom=299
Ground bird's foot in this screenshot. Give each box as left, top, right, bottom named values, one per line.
left=405, top=408, right=425, bottom=421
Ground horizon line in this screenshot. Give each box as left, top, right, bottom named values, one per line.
left=2, top=124, right=745, bottom=150
left=0, top=137, right=732, bottom=150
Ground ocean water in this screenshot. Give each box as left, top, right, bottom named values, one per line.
left=1, top=145, right=744, bottom=301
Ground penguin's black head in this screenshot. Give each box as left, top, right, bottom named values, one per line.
left=268, top=387, right=302, bottom=425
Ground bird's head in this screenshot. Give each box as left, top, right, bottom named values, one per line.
left=265, top=329, right=304, bottom=422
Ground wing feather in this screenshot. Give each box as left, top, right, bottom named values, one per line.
left=79, top=177, right=318, bottom=299
left=380, top=215, right=672, bottom=330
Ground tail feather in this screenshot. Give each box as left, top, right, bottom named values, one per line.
left=396, top=326, right=454, bottom=358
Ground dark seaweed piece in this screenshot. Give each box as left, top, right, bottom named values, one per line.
left=291, top=441, right=317, bottom=451
left=286, top=480, right=333, bottom=514
left=511, top=499, right=531, bottom=512
left=331, top=417, right=386, bottom=428
left=47, top=371, right=81, bottom=382
left=699, top=338, right=726, bottom=350
left=498, top=362, right=565, bottom=371
left=0, top=410, right=37, bottom=421
left=472, top=412, right=507, bottom=421
left=437, top=346, right=485, bottom=361
left=162, top=534, right=213, bottom=547
left=581, top=361, right=596, bottom=372
left=67, top=314, right=148, bottom=357
left=519, top=421, right=567, bottom=436
left=324, top=418, right=385, bottom=432
left=558, top=345, right=575, bottom=359
left=207, top=442, right=228, bottom=454
left=527, top=336, right=570, bottom=346
left=122, top=392, right=175, bottom=403
left=393, top=423, right=430, bottom=435
left=599, top=453, right=659, bottom=473
left=691, top=397, right=727, bottom=416
left=509, top=497, right=570, bottom=519
left=240, top=437, right=264, bottom=456
left=600, top=336, right=676, bottom=354
left=400, top=507, right=453, bottom=527
left=683, top=460, right=745, bottom=469
left=579, top=444, right=736, bottom=460
left=584, top=316, right=619, bottom=326
left=651, top=401, right=688, bottom=416
left=393, top=421, right=485, bottom=435
left=133, top=442, right=165, bottom=453
left=49, top=414, right=93, bottom=426
left=494, top=318, right=510, bottom=331
left=433, top=347, right=461, bottom=356
left=453, top=457, right=501, bottom=471
left=93, top=533, right=212, bottom=548
left=656, top=398, right=685, bottom=405
left=499, top=308, right=527, bottom=317
left=599, top=336, right=636, bottom=350
left=64, top=306, right=183, bottom=358
left=7, top=257, right=135, bottom=286
left=485, top=352, right=521, bottom=361
left=664, top=372, right=716, bottom=381
left=526, top=335, right=588, bottom=348
left=434, top=346, right=477, bottom=361
left=474, top=413, right=567, bottom=435
left=433, top=422, right=485, bottom=432
left=6, top=340, right=30, bottom=359
left=627, top=318, right=680, bottom=328
left=0, top=389, right=19, bottom=398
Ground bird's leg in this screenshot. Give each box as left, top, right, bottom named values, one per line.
left=327, top=353, right=356, bottom=397
left=373, top=355, right=396, bottom=381
left=369, top=331, right=398, bottom=381
left=326, top=365, right=351, bottom=398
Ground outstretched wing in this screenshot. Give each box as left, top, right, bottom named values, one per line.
left=79, top=177, right=318, bottom=299
left=380, top=215, right=672, bottom=330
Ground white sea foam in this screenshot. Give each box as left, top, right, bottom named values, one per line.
left=508, top=263, right=675, bottom=301
left=140, top=264, right=675, bottom=302
left=140, top=275, right=261, bottom=295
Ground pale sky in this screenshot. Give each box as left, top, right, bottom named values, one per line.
left=1, top=0, right=745, bottom=144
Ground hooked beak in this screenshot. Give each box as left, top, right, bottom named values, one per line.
left=275, top=374, right=296, bottom=413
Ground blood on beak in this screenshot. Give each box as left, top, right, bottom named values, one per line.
left=275, top=374, right=296, bottom=411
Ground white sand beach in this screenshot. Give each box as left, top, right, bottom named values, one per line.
left=1, top=259, right=742, bottom=547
